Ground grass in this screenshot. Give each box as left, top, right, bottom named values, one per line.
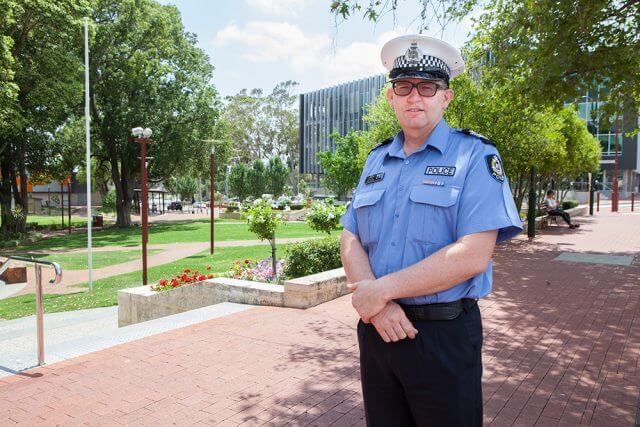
left=0, top=243, right=295, bottom=320
left=10, top=219, right=333, bottom=251
left=27, top=215, right=89, bottom=226
left=22, top=249, right=163, bottom=270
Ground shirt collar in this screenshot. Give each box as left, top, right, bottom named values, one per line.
left=387, top=118, right=450, bottom=159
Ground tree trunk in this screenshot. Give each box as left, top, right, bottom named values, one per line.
left=0, top=156, right=14, bottom=235
left=8, top=158, right=26, bottom=233
left=118, top=163, right=133, bottom=228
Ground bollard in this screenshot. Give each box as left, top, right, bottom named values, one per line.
left=596, top=192, right=600, bottom=212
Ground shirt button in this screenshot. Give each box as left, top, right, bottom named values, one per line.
left=394, top=213, right=399, bottom=218
left=399, top=186, right=404, bottom=191
left=391, top=242, right=396, bottom=247
left=404, top=159, right=410, bottom=165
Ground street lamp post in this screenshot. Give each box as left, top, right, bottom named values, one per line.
left=132, top=127, right=153, bottom=286
left=612, top=112, right=620, bottom=212
left=210, top=146, right=215, bottom=255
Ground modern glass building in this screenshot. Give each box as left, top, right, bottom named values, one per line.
left=572, top=87, right=640, bottom=193
left=298, top=74, right=387, bottom=176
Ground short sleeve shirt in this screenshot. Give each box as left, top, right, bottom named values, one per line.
left=340, top=119, right=523, bottom=304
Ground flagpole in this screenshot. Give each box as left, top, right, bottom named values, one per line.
left=84, top=18, right=93, bottom=291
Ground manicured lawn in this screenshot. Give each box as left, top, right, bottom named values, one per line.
left=27, top=215, right=89, bottom=226
left=23, top=249, right=163, bottom=270
left=0, top=243, right=295, bottom=320
left=11, top=219, right=333, bottom=251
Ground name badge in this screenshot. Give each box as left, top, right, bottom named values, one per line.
left=423, top=179, right=445, bottom=187
left=425, top=166, right=456, bottom=176
left=365, top=172, right=385, bottom=185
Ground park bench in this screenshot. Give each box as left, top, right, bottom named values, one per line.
left=537, top=203, right=559, bottom=228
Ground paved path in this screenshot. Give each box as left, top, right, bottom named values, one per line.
left=4, top=237, right=322, bottom=297
left=0, top=210, right=638, bottom=425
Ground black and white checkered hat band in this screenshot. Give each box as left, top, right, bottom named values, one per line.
left=393, top=55, right=450, bottom=75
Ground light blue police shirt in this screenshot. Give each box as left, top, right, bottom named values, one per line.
left=340, top=118, right=523, bottom=305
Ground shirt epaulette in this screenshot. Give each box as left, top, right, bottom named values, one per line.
left=368, top=138, right=393, bottom=155
left=456, top=128, right=496, bottom=147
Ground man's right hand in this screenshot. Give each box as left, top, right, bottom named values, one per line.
left=369, top=300, right=419, bottom=343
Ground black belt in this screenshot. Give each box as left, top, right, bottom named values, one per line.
left=400, top=298, right=477, bottom=321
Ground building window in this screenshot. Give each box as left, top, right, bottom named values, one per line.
left=598, top=133, right=623, bottom=155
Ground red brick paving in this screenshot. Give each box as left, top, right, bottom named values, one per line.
left=0, top=210, right=638, bottom=426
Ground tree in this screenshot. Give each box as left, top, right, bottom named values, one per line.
left=247, top=160, right=266, bottom=198
left=329, top=0, right=476, bottom=35
left=219, top=81, right=299, bottom=184
left=318, top=132, right=362, bottom=200
left=472, top=0, right=640, bottom=113
left=305, top=199, right=346, bottom=235
left=229, top=163, right=249, bottom=201
left=88, top=0, right=220, bottom=228
left=0, top=0, right=89, bottom=235
left=266, top=157, right=289, bottom=198
left=165, top=176, right=198, bottom=203
left=240, top=199, right=284, bottom=280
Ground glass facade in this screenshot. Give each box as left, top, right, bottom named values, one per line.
left=299, top=74, right=387, bottom=175
left=572, top=87, right=623, bottom=156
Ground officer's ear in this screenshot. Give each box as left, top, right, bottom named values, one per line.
left=442, top=87, right=454, bottom=109
left=386, top=86, right=394, bottom=104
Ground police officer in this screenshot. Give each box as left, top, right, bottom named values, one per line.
left=339, top=35, right=523, bottom=426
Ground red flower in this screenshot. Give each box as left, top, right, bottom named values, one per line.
left=158, top=279, right=168, bottom=286
left=170, top=278, right=179, bottom=287
left=183, top=269, right=191, bottom=273
left=180, top=274, right=188, bottom=281
left=207, top=274, right=214, bottom=279
left=198, top=275, right=206, bottom=281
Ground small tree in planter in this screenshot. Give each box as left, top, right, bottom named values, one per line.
left=240, top=199, right=284, bottom=278
left=306, top=199, right=346, bottom=235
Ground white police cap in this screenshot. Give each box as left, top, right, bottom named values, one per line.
left=380, top=34, right=464, bottom=84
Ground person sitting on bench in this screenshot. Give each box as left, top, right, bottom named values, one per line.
left=546, top=190, right=579, bottom=229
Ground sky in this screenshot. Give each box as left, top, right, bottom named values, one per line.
left=157, top=0, right=477, bottom=98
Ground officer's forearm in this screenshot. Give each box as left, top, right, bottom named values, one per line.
left=377, top=230, right=498, bottom=301
left=340, top=229, right=376, bottom=283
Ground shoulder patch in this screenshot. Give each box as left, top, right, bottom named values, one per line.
left=486, top=154, right=505, bottom=183
left=368, top=138, right=393, bottom=155
left=457, top=128, right=496, bottom=146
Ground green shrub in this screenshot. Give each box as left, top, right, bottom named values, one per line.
left=101, top=189, right=116, bottom=212
left=561, top=200, right=579, bottom=210
left=283, top=237, right=342, bottom=279
left=289, top=204, right=304, bottom=210
left=225, top=206, right=239, bottom=212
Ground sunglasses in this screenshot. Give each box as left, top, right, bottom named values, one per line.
left=392, top=80, right=447, bottom=97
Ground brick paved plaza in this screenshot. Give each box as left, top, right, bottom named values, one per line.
left=1, top=209, right=639, bottom=426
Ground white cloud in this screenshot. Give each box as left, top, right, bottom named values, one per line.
left=246, top=0, right=307, bottom=16
left=214, top=21, right=330, bottom=71
left=214, top=22, right=412, bottom=90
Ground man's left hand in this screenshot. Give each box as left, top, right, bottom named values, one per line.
left=347, top=279, right=387, bottom=323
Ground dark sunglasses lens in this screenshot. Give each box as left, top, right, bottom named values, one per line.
left=393, top=82, right=412, bottom=96
left=417, top=82, right=437, bottom=96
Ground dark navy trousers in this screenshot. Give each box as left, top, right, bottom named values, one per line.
left=357, top=302, right=483, bottom=426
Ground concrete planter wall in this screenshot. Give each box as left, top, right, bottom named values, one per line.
left=118, top=268, right=347, bottom=326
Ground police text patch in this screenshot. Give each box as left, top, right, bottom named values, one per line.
left=365, top=172, right=385, bottom=185
left=486, top=155, right=504, bottom=182
left=424, top=166, right=456, bottom=176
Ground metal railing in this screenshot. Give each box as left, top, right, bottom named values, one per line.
left=0, top=256, right=62, bottom=366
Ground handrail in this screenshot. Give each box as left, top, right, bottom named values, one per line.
left=0, top=256, right=63, bottom=284
left=0, top=256, right=63, bottom=366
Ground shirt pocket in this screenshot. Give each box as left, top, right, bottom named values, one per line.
left=353, top=188, right=385, bottom=246
left=408, top=184, right=460, bottom=243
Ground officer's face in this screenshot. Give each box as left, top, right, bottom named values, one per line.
left=386, top=78, right=454, bottom=132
